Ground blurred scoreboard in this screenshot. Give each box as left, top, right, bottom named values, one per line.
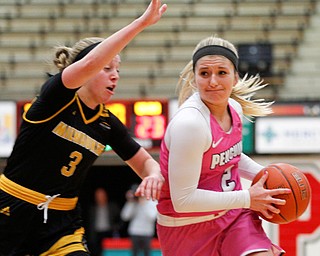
left=16, top=99, right=169, bottom=150
left=106, top=99, right=168, bottom=149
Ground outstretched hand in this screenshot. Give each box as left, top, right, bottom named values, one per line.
left=249, top=171, right=291, bottom=219
left=135, top=172, right=165, bottom=201
left=138, top=0, right=168, bottom=27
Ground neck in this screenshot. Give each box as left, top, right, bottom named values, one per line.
left=211, top=105, right=232, bottom=132
left=77, top=87, right=98, bottom=110
left=205, top=100, right=228, bottom=119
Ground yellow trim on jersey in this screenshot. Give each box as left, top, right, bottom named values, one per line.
left=40, top=227, right=87, bottom=256
left=75, top=94, right=104, bottom=124
left=22, top=94, right=104, bottom=125
left=0, top=175, right=77, bottom=211
left=22, top=95, right=77, bottom=124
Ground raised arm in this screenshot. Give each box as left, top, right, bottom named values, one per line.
left=62, top=0, right=167, bottom=89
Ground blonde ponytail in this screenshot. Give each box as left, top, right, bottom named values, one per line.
left=53, top=37, right=103, bottom=72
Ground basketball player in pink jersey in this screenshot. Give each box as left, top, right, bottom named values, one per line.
left=156, top=36, right=291, bottom=256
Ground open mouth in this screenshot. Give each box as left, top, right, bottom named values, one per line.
left=107, top=86, right=114, bottom=92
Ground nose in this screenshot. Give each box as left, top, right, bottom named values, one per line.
left=210, top=74, right=218, bottom=87
left=110, top=70, right=119, bottom=81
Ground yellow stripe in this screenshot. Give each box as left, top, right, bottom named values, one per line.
left=22, top=95, right=77, bottom=124
left=40, top=227, right=87, bottom=256
left=0, top=175, right=77, bottom=211
left=75, top=94, right=103, bottom=124
left=23, top=93, right=104, bottom=125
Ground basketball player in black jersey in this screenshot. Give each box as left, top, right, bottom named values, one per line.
left=0, top=1, right=167, bottom=255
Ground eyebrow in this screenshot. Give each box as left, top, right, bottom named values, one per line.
left=198, top=64, right=230, bottom=69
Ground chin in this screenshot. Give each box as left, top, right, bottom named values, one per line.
left=102, top=96, right=112, bottom=104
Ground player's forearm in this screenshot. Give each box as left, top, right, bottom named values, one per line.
left=171, top=188, right=251, bottom=213
left=126, top=148, right=160, bottom=179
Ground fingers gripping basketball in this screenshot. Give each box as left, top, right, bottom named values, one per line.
left=251, top=163, right=311, bottom=224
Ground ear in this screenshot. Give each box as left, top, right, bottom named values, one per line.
left=233, top=72, right=239, bottom=86
left=191, top=81, right=198, bottom=90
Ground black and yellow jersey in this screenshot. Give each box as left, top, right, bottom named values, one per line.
left=3, top=73, right=140, bottom=198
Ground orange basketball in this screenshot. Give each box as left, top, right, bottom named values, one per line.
left=251, top=163, right=311, bottom=224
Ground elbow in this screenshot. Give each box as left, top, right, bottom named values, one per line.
left=171, top=189, right=198, bottom=213
left=81, top=57, right=98, bottom=73
left=172, top=197, right=191, bottom=213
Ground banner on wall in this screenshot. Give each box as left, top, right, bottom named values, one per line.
left=255, top=117, right=320, bottom=154
left=0, top=101, right=16, bottom=157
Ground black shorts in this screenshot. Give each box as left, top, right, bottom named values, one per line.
left=0, top=190, right=90, bottom=255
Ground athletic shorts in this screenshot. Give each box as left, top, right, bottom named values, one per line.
left=157, top=209, right=285, bottom=256
left=0, top=190, right=90, bottom=256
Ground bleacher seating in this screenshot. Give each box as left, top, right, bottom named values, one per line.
left=278, top=11, right=320, bottom=100
left=0, top=0, right=318, bottom=100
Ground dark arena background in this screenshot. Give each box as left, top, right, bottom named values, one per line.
left=1, top=1, right=320, bottom=255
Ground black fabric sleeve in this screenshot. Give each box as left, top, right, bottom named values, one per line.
left=25, top=73, right=78, bottom=121
left=107, top=111, right=141, bottom=161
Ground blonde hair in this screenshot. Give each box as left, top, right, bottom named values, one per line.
left=177, top=36, right=273, bottom=118
left=53, top=37, right=103, bottom=72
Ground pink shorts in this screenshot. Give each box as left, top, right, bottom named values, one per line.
left=157, top=209, right=285, bottom=256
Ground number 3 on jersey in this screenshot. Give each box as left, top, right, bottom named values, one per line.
left=221, top=166, right=236, bottom=191
left=61, top=151, right=83, bottom=177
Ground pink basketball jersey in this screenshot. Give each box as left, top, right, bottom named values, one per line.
left=158, top=98, right=243, bottom=218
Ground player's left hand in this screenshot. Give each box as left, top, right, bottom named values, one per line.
left=135, top=173, right=164, bottom=201
left=138, top=0, right=168, bottom=28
